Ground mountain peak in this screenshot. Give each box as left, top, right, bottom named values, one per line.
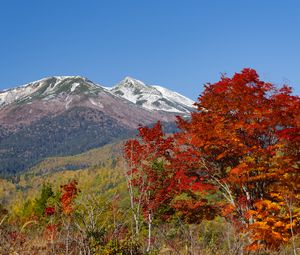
left=110, top=78, right=195, bottom=114
left=117, top=76, right=147, bottom=89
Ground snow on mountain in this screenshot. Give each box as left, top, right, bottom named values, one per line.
left=0, top=76, right=102, bottom=107
left=0, top=75, right=195, bottom=115
left=109, top=77, right=195, bottom=114
left=152, top=85, right=195, bottom=108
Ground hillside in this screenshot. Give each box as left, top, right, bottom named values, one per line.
left=26, top=140, right=125, bottom=177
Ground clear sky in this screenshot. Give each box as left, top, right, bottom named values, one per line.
left=1, top=0, right=300, bottom=99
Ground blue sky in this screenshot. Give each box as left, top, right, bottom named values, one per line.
left=0, top=0, right=300, bottom=99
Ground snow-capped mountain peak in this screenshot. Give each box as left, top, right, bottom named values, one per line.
left=109, top=77, right=195, bottom=114
left=0, top=76, right=102, bottom=107
left=119, top=76, right=146, bottom=88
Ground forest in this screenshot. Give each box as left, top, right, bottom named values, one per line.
left=0, top=69, right=299, bottom=254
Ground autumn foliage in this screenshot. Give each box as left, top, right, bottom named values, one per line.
left=124, top=68, right=300, bottom=251
left=60, top=180, right=79, bottom=215
left=124, top=122, right=216, bottom=222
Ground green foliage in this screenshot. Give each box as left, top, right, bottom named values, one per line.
left=19, top=199, right=35, bottom=218
left=152, top=159, right=165, bottom=174
left=34, top=183, right=55, bottom=217
left=99, top=239, right=142, bottom=255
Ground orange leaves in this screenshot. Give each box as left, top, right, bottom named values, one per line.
left=274, top=221, right=284, bottom=228
left=216, top=151, right=227, bottom=160
left=221, top=204, right=235, bottom=218
left=245, top=242, right=264, bottom=251
left=253, top=200, right=280, bottom=214
left=229, top=162, right=247, bottom=176
left=60, top=180, right=79, bottom=215
left=245, top=198, right=299, bottom=249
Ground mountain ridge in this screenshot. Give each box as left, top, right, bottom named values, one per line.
left=0, top=76, right=195, bottom=114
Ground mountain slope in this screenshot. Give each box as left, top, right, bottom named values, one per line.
left=0, top=107, right=134, bottom=176
left=25, top=140, right=125, bottom=177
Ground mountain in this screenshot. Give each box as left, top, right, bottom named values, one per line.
left=0, top=76, right=194, bottom=116
left=0, top=76, right=181, bottom=129
left=0, top=76, right=194, bottom=176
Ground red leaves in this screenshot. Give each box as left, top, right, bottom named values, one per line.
left=125, top=121, right=216, bottom=221
left=60, top=180, right=79, bottom=215
left=45, top=206, right=55, bottom=216
left=124, top=68, right=300, bottom=251
left=44, top=224, right=58, bottom=241
left=125, top=122, right=175, bottom=216
left=178, top=68, right=300, bottom=250
left=191, top=181, right=215, bottom=192
left=172, top=200, right=217, bottom=223
left=277, top=127, right=300, bottom=141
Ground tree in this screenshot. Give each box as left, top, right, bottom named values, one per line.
left=177, top=68, right=300, bottom=250
left=124, top=122, right=176, bottom=252
left=124, top=122, right=217, bottom=251
left=60, top=180, right=79, bottom=215
left=125, top=68, right=300, bottom=251
left=34, top=183, right=55, bottom=217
